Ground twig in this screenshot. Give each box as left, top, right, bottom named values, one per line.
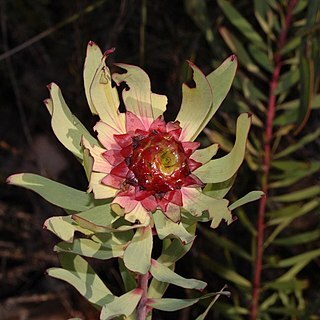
left=137, top=272, right=149, bottom=320
left=250, top=1, right=298, bottom=319
left=0, top=0, right=107, bottom=62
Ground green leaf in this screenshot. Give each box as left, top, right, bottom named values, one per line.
left=195, top=285, right=230, bottom=320
left=48, top=253, right=114, bottom=307
left=273, top=229, right=320, bottom=246
left=270, top=185, right=320, bottom=202
left=194, top=113, right=251, bottom=183
left=198, top=226, right=252, bottom=262
left=200, top=253, right=251, bottom=288
left=47, top=83, right=98, bottom=159
left=203, top=175, right=236, bottom=199
left=83, top=41, right=103, bottom=115
left=219, top=27, right=259, bottom=74
left=294, top=55, right=314, bottom=134
left=273, top=128, right=320, bottom=159
left=228, top=191, right=264, bottom=210
left=248, top=44, right=273, bottom=72
left=123, top=226, right=153, bottom=274
left=44, top=216, right=93, bottom=242
left=275, top=249, right=320, bottom=268
left=157, top=223, right=196, bottom=267
left=153, top=210, right=195, bottom=244
left=100, top=288, right=142, bottom=320
left=119, top=259, right=137, bottom=292
left=204, top=55, right=238, bottom=133
left=269, top=161, right=320, bottom=188
left=148, top=291, right=229, bottom=312
left=150, top=259, right=207, bottom=290
left=275, top=69, right=299, bottom=95
left=217, top=0, right=267, bottom=50
left=55, top=239, right=125, bottom=260
left=7, top=173, right=102, bottom=212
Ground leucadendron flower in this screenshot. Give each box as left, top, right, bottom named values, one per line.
left=7, top=42, right=264, bottom=318
left=80, top=42, right=252, bottom=229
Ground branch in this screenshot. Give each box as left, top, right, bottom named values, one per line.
left=250, top=1, right=298, bottom=319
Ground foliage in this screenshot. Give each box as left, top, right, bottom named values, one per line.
left=7, top=40, right=263, bottom=319
left=186, top=0, right=320, bottom=319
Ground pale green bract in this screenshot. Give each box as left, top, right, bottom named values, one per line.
left=7, top=41, right=262, bottom=319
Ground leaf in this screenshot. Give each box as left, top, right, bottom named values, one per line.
left=204, top=55, right=238, bottom=133
left=100, top=288, right=143, bottom=320
left=273, top=229, right=320, bottom=246
left=203, top=175, right=236, bottom=199
left=47, top=253, right=114, bottom=307
left=275, top=69, right=299, bottom=95
left=294, top=55, right=314, bottom=134
left=153, top=210, right=195, bottom=244
left=217, top=0, right=267, bottom=50
left=194, top=113, right=251, bottom=183
left=275, top=249, right=320, bottom=268
left=55, top=239, right=125, bottom=260
left=200, top=253, right=251, bottom=288
left=270, top=185, right=320, bottom=202
left=119, top=259, right=137, bottom=292
left=47, top=83, right=98, bottom=159
left=44, top=216, right=93, bottom=242
left=83, top=41, right=103, bottom=115
left=219, top=27, right=259, bottom=74
left=7, top=173, right=103, bottom=212
left=273, top=128, right=320, bottom=159
left=150, top=259, right=207, bottom=291
left=248, top=44, right=273, bottom=72
left=198, top=226, right=252, bottom=262
left=195, top=285, right=230, bottom=320
left=147, top=291, right=229, bottom=312
left=228, top=191, right=264, bottom=210
left=176, top=62, right=213, bottom=141
left=123, top=226, right=153, bottom=274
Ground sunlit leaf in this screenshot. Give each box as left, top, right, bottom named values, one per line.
left=55, top=238, right=125, bottom=260
left=48, top=253, right=114, bottom=307
left=123, top=226, right=152, bottom=274
left=47, top=83, right=98, bottom=159
left=7, top=173, right=103, bottom=212
left=194, top=113, right=251, bottom=183
left=228, top=191, right=264, bottom=210
left=100, top=288, right=142, bottom=320
left=150, top=259, right=207, bottom=290
left=153, top=210, right=195, bottom=244
left=44, top=216, right=93, bottom=242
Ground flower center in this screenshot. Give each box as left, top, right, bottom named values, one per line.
left=128, top=132, right=190, bottom=193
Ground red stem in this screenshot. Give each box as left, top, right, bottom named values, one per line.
left=250, top=1, right=297, bottom=319
left=137, top=272, right=150, bottom=320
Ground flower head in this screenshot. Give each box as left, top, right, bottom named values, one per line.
left=78, top=42, right=252, bottom=229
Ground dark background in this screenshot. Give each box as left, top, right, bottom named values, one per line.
left=1, top=1, right=319, bottom=320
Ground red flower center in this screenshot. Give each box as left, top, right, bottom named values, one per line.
left=128, top=132, right=190, bottom=193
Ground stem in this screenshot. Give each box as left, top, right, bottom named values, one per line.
left=137, top=272, right=149, bottom=320
left=250, top=1, right=297, bottom=319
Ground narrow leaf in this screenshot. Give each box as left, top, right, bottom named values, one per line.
left=218, top=0, right=266, bottom=50
left=194, top=113, right=251, bottom=183
left=123, top=226, right=152, bottom=274
left=150, top=259, right=207, bottom=291
left=48, top=253, right=114, bottom=307
left=55, top=239, right=125, bottom=260
left=7, top=173, right=102, bottom=212
left=100, top=288, right=143, bottom=320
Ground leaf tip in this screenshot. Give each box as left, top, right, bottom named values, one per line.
left=230, top=54, right=237, bottom=62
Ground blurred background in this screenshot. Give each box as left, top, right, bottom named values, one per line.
left=0, top=1, right=319, bottom=319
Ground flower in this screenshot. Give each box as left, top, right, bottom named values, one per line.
left=79, top=42, right=251, bottom=229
